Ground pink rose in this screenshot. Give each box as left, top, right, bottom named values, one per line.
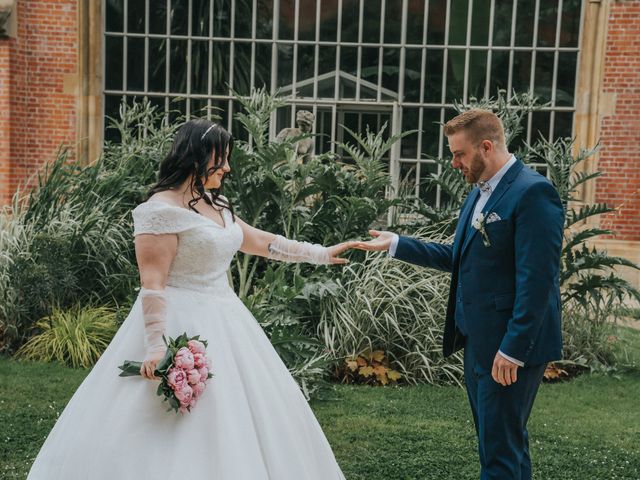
left=174, top=347, right=195, bottom=370
left=188, top=396, right=198, bottom=409
left=174, top=384, right=193, bottom=406
left=187, top=340, right=206, bottom=355
left=198, top=366, right=209, bottom=382
left=193, top=353, right=206, bottom=369
left=192, top=381, right=206, bottom=397
left=187, top=369, right=201, bottom=385
left=167, top=367, right=187, bottom=390
left=206, top=357, right=212, bottom=370
left=179, top=405, right=189, bottom=414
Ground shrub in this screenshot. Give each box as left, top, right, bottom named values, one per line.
left=15, top=306, right=118, bottom=369
left=531, top=136, right=640, bottom=367
left=226, top=88, right=417, bottom=394
left=0, top=100, right=176, bottom=353
left=338, top=349, right=403, bottom=386
left=319, top=225, right=464, bottom=386
left=227, top=88, right=411, bottom=298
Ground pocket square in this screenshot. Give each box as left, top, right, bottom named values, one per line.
left=486, top=212, right=502, bottom=223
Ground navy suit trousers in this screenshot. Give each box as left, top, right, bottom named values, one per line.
left=464, top=342, right=546, bottom=480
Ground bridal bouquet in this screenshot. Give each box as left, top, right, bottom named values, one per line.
left=118, top=333, right=213, bottom=414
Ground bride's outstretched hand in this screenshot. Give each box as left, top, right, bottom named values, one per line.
left=327, top=241, right=360, bottom=264
left=354, top=229, right=395, bottom=252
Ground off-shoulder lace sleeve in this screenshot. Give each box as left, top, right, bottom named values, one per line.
left=132, top=201, right=200, bottom=235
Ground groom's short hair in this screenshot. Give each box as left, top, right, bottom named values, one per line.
left=444, top=109, right=506, bottom=151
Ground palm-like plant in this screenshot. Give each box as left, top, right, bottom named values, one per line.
left=527, top=136, right=640, bottom=312
left=227, top=88, right=408, bottom=298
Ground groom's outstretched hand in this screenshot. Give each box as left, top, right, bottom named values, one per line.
left=353, top=230, right=395, bottom=252
left=492, top=352, right=519, bottom=386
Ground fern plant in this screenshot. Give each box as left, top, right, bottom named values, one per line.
left=527, top=136, right=640, bottom=308
left=227, top=88, right=408, bottom=299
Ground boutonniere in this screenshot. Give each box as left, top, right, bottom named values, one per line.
left=472, top=213, right=491, bottom=247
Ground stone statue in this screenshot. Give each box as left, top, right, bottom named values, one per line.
left=275, top=110, right=315, bottom=163
left=0, top=0, right=14, bottom=39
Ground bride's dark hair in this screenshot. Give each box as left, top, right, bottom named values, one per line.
left=147, top=119, right=235, bottom=218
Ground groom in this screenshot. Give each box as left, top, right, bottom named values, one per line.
left=356, top=109, right=564, bottom=479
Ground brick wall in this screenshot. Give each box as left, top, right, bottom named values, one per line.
left=0, top=43, right=10, bottom=204
left=596, top=0, right=640, bottom=241
left=0, top=0, right=78, bottom=205
left=0, top=0, right=639, bottom=247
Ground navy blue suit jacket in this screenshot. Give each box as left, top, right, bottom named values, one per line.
left=394, top=160, right=564, bottom=369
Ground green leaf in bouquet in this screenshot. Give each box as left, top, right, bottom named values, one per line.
left=156, top=383, right=164, bottom=396
left=175, top=332, right=189, bottom=347
left=117, top=360, right=143, bottom=377
left=155, top=347, right=174, bottom=374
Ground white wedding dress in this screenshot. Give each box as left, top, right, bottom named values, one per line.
left=27, top=199, right=346, bottom=480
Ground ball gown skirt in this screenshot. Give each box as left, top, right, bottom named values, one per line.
left=26, top=199, right=346, bottom=479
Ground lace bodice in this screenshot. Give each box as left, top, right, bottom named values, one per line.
left=131, top=198, right=243, bottom=294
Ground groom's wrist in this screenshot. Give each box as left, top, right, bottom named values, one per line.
left=498, top=350, right=524, bottom=367
left=388, top=233, right=400, bottom=257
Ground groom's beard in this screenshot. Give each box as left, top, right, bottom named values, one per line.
left=462, top=151, right=486, bottom=184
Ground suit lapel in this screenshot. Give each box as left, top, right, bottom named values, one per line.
left=480, top=160, right=524, bottom=218
left=459, top=159, right=525, bottom=258
left=453, top=188, right=480, bottom=261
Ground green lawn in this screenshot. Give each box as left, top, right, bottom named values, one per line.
left=2, top=329, right=640, bottom=480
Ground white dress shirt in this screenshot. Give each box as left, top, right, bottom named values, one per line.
left=471, top=155, right=516, bottom=224
left=388, top=155, right=524, bottom=366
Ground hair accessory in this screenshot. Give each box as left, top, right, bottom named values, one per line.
left=200, top=123, right=217, bottom=141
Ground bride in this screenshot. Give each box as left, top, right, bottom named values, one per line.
left=27, top=119, right=353, bottom=479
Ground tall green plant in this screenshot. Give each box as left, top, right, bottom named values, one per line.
left=227, top=88, right=407, bottom=299
left=526, top=136, right=640, bottom=366
left=320, top=225, right=464, bottom=386
left=16, top=306, right=118, bottom=369
left=0, top=206, right=35, bottom=343
left=526, top=136, right=640, bottom=309
left=226, top=88, right=414, bottom=394
left=0, top=100, right=178, bottom=352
